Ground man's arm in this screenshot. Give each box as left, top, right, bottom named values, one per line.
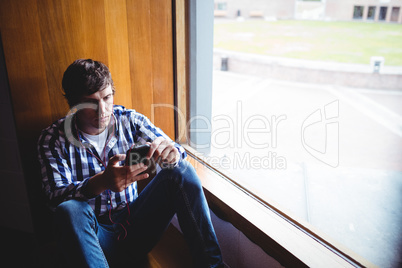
left=38, top=128, right=90, bottom=208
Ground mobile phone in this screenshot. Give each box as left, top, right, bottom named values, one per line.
left=125, top=144, right=150, bottom=166
left=125, top=144, right=156, bottom=177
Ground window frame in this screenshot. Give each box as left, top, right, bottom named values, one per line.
left=173, top=0, right=374, bottom=267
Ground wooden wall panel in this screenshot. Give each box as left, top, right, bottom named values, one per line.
left=0, top=0, right=54, bottom=238
left=176, top=0, right=189, bottom=143
left=0, top=0, right=52, bottom=134
left=127, top=0, right=154, bottom=117
left=150, top=0, right=175, bottom=139
left=0, top=0, right=176, bottom=235
left=81, top=0, right=109, bottom=62
left=37, top=0, right=84, bottom=122
left=104, top=0, right=132, bottom=108
left=0, top=0, right=175, bottom=144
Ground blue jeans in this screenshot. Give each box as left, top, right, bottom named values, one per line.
left=53, top=160, right=222, bottom=268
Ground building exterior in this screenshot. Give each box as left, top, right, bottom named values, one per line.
left=214, top=0, right=295, bottom=20
left=326, top=0, right=402, bottom=22
left=214, top=0, right=402, bottom=23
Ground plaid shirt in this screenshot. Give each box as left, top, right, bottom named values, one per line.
left=38, top=105, right=186, bottom=216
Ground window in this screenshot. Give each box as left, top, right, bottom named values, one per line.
left=379, top=6, right=388, bottom=21
left=214, top=1, right=227, bottom=17
left=215, top=2, right=227, bottom=11
left=353, top=6, right=364, bottom=19
left=367, top=6, right=376, bottom=20
left=391, top=7, right=400, bottom=22
left=185, top=0, right=402, bottom=267
left=180, top=1, right=402, bottom=267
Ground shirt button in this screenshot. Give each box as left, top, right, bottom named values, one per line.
left=107, top=200, right=111, bottom=204
left=100, top=163, right=103, bottom=167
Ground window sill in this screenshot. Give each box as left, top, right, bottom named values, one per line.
left=183, top=145, right=373, bottom=268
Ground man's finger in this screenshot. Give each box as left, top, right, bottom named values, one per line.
left=127, top=162, right=145, bottom=174
left=159, top=143, right=175, bottom=161
left=108, top=154, right=126, bottom=166
left=134, top=172, right=149, bottom=182
left=126, top=165, right=149, bottom=183
left=165, top=150, right=178, bottom=163
left=147, top=137, right=164, bottom=159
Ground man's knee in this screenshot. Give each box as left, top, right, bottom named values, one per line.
left=54, top=199, right=94, bottom=225
left=162, top=160, right=197, bottom=180
left=160, top=160, right=204, bottom=193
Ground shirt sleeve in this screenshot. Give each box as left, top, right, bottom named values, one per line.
left=37, top=128, right=91, bottom=210
left=130, top=111, right=187, bottom=164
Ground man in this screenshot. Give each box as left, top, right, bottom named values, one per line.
left=38, top=59, right=223, bottom=267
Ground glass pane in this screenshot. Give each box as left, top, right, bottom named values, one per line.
left=353, top=6, right=364, bottom=19
left=207, top=12, right=402, bottom=268
left=367, top=6, right=376, bottom=20
left=379, top=6, right=388, bottom=21
left=391, top=7, right=400, bottom=22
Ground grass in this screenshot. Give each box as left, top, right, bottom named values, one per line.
left=214, top=20, right=402, bottom=66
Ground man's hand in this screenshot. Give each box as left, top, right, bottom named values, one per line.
left=146, top=137, right=180, bottom=165
left=86, top=154, right=149, bottom=196
left=102, top=154, right=149, bottom=192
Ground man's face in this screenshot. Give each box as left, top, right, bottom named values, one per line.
left=76, top=85, right=114, bottom=135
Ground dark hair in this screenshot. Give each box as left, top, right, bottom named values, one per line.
left=62, top=59, right=115, bottom=107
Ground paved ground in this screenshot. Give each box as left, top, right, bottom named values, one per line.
left=208, top=70, right=402, bottom=268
